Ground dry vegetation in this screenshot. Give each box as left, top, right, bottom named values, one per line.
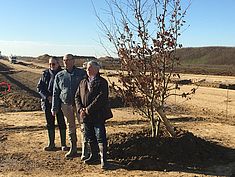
left=177, top=47, right=235, bottom=65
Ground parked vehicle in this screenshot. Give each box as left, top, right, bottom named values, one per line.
left=9, top=56, right=17, bottom=64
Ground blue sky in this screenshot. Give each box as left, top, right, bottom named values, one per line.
left=0, top=0, right=235, bottom=57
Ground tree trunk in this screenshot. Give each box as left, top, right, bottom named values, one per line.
left=156, top=108, right=176, bottom=137
left=155, top=118, right=161, bottom=138
left=150, top=115, right=156, bottom=137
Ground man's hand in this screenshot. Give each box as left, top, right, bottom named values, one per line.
left=47, top=96, right=52, bottom=103
left=51, top=111, right=56, bottom=117
left=80, top=108, right=87, bottom=118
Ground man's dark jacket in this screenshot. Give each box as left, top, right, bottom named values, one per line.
left=75, top=74, right=109, bottom=124
left=37, top=67, right=62, bottom=111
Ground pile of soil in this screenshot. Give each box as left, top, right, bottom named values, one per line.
left=0, top=76, right=41, bottom=113
left=108, top=128, right=235, bottom=171
left=1, top=92, right=41, bottom=112
left=0, top=61, right=41, bottom=112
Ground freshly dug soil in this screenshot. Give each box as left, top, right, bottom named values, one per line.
left=108, top=128, right=235, bottom=171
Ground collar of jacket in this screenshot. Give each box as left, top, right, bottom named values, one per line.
left=49, top=66, right=62, bottom=75
left=65, top=66, right=76, bottom=74
left=85, top=73, right=100, bottom=80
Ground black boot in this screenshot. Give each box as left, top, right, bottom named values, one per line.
left=84, top=142, right=99, bottom=164
left=59, top=129, right=69, bottom=151
left=65, top=133, right=77, bottom=159
left=44, top=129, right=56, bottom=151
left=98, top=143, right=108, bottom=169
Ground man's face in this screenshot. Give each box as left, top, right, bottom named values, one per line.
left=49, top=58, right=59, bottom=71
left=63, top=56, right=74, bottom=70
left=86, top=64, right=98, bottom=77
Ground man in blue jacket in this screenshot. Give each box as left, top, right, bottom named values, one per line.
left=37, top=57, right=68, bottom=151
left=51, top=54, right=86, bottom=158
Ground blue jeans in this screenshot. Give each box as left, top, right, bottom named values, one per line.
left=83, top=122, right=107, bottom=145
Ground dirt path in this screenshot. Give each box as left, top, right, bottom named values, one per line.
left=0, top=59, right=46, bottom=74
left=167, top=85, right=235, bottom=124
left=1, top=110, right=235, bottom=177
left=179, top=73, right=235, bottom=85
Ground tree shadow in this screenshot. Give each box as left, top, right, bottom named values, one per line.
left=170, top=116, right=206, bottom=122
left=106, top=119, right=148, bottom=126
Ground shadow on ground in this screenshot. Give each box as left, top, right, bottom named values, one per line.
left=170, top=116, right=206, bottom=122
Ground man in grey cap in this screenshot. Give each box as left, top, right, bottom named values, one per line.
left=51, top=54, right=86, bottom=158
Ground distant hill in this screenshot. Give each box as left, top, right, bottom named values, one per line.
left=21, top=54, right=97, bottom=67
left=35, top=54, right=96, bottom=62
left=99, top=47, right=235, bottom=67
left=176, top=46, right=235, bottom=65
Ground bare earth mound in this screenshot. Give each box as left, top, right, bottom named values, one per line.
left=0, top=61, right=41, bottom=112
left=108, top=128, right=235, bottom=171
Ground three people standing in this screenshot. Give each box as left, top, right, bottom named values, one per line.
left=38, top=55, right=110, bottom=169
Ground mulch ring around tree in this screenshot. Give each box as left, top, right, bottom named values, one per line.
left=108, top=127, right=235, bottom=172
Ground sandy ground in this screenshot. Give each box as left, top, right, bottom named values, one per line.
left=0, top=59, right=235, bottom=177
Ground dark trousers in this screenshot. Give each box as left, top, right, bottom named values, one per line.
left=45, top=104, right=66, bottom=130
left=83, top=122, right=107, bottom=145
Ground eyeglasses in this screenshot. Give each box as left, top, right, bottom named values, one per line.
left=49, top=63, right=56, bottom=66
left=63, top=59, right=73, bottom=62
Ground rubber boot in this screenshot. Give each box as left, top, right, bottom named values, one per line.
left=98, top=143, right=108, bottom=169
left=44, top=129, right=56, bottom=151
left=84, top=142, right=99, bottom=164
left=59, top=129, right=69, bottom=151
left=65, top=133, right=77, bottom=159
left=80, top=142, right=89, bottom=161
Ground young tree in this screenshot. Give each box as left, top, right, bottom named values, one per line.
left=96, top=0, right=192, bottom=137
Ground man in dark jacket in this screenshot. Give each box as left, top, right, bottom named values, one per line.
left=37, top=56, right=68, bottom=151
left=75, top=60, right=110, bottom=169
